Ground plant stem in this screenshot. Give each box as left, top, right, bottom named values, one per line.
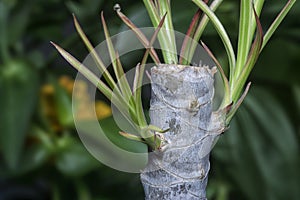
left=141, top=64, right=225, bottom=199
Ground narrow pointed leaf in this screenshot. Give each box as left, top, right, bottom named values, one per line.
left=140, top=13, right=167, bottom=66
left=51, top=41, right=113, bottom=100
left=73, top=15, right=134, bottom=118
left=232, top=7, right=263, bottom=102
left=119, top=131, right=144, bottom=142
left=143, top=0, right=177, bottom=64
left=179, top=0, right=209, bottom=65
left=262, top=0, right=296, bottom=50
left=235, top=1, right=265, bottom=82
left=143, top=0, right=160, bottom=26
left=201, top=41, right=230, bottom=107
left=235, top=0, right=252, bottom=78
left=0, top=60, right=38, bottom=170
left=101, top=12, right=122, bottom=84
left=73, top=14, right=117, bottom=90
left=247, top=1, right=265, bottom=54
left=101, top=12, right=133, bottom=105
left=134, top=13, right=167, bottom=127
left=52, top=43, right=135, bottom=127
left=179, top=9, right=201, bottom=65
left=115, top=51, right=132, bottom=100
left=187, top=0, right=223, bottom=65
left=132, top=63, right=141, bottom=95
left=159, top=0, right=178, bottom=63
left=192, top=0, right=236, bottom=77
left=115, top=10, right=161, bottom=64
left=147, top=124, right=170, bottom=133
left=226, top=82, right=251, bottom=124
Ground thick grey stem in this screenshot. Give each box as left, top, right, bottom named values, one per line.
left=141, top=64, right=225, bottom=200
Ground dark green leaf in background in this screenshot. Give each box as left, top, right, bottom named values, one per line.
left=0, top=59, right=39, bottom=170
left=55, top=136, right=100, bottom=177
left=6, top=3, right=30, bottom=47
left=0, top=1, right=298, bottom=199
left=51, top=77, right=74, bottom=128
left=213, top=87, right=300, bottom=200
left=255, top=39, right=300, bottom=85
left=66, top=0, right=104, bottom=20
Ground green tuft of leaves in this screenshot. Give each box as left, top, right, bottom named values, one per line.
left=52, top=12, right=168, bottom=150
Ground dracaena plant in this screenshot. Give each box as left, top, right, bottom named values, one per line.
left=52, top=0, right=295, bottom=199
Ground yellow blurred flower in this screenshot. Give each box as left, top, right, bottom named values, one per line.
left=95, top=100, right=112, bottom=119
left=40, top=75, right=112, bottom=129
left=58, top=75, right=74, bottom=93
left=41, top=84, right=54, bottom=96
left=40, top=84, right=61, bottom=132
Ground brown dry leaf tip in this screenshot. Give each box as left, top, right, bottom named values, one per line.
left=113, top=3, right=121, bottom=12
left=225, top=102, right=233, bottom=114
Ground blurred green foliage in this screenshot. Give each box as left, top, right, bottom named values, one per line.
left=0, top=0, right=299, bottom=199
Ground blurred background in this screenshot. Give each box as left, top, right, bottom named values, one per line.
left=0, top=0, right=299, bottom=199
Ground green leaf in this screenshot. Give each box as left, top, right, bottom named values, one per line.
left=234, top=0, right=265, bottom=78
left=187, top=0, right=223, bottom=65
left=262, top=0, right=296, bottom=50
left=18, top=143, right=50, bottom=175
left=0, top=2, right=10, bottom=62
left=51, top=77, right=74, bottom=127
left=226, top=82, right=251, bottom=124
left=75, top=117, right=148, bottom=171
left=143, top=0, right=178, bottom=63
left=201, top=41, right=230, bottom=108
left=7, top=4, right=30, bottom=46
left=232, top=8, right=263, bottom=103
left=51, top=42, right=113, bottom=101
left=213, top=87, right=299, bottom=200
left=159, top=0, right=178, bottom=63
left=192, top=0, right=236, bottom=80
left=101, top=12, right=133, bottom=103
left=52, top=41, right=137, bottom=130
left=179, top=9, right=201, bottom=65
left=119, top=131, right=143, bottom=142
left=55, top=136, right=100, bottom=177
left=100, top=13, right=147, bottom=133
left=115, top=9, right=161, bottom=64
left=73, top=14, right=118, bottom=91
left=99, top=116, right=148, bottom=154
left=0, top=141, right=50, bottom=178
left=134, top=13, right=167, bottom=129
left=0, top=59, right=39, bottom=170
left=235, top=0, right=252, bottom=77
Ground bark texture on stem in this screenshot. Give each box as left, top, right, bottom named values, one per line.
left=141, top=64, right=225, bottom=200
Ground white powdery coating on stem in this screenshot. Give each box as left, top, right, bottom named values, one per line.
left=141, top=64, right=224, bottom=200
